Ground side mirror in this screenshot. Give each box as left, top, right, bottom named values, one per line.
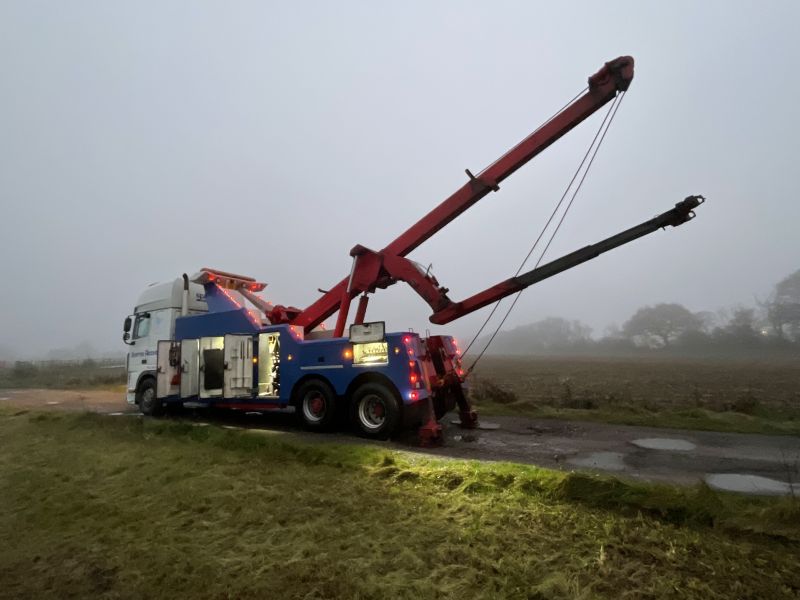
left=123, top=316, right=133, bottom=345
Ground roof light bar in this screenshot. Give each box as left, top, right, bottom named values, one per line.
left=192, top=267, right=268, bottom=292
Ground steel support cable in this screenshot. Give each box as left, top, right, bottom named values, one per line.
left=464, top=91, right=626, bottom=372
left=462, top=92, right=621, bottom=357
left=476, top=87, right=589, bottom=179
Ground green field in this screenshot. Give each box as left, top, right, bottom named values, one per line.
left=470, top=356, right=800, bottom=435
left=1, top=410, right=798, bottom=599
left=0, top=361, right=125, bottom=390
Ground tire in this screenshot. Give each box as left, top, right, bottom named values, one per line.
left=433, top=395, right=451, bottom=421
left=434, top=386, right=460, bottom=420
left=137, top=378, right=163, bottom=416
left=295, top=379, right=338, bottom=431
left=350, top=382, right=401, bottom=440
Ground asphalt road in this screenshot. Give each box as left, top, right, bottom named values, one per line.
left=2, top=388, right=798, bottom=495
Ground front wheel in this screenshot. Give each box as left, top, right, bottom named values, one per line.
left=350, top=382, right=401, bottom=439
left=137, top=378, right=163, bottom=416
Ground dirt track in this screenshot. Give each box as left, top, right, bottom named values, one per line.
left=2, top=388, right=798, bottom=495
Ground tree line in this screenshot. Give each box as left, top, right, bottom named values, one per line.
left=480, top=269, right=800, bottom=357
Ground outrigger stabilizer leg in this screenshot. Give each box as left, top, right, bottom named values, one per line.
left=418, top=398, right=443, bottom=447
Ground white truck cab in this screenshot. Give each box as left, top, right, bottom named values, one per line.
left=123, top=276, right=207, bottom=409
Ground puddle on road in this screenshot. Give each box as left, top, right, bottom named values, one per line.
left=631, top=438, right=696, bottom=451
left=0, top=397, right=10, bottom=401
left=450, top=420, right=500, bottom=430
left=568, top=452, right=626, bottom=471
left=705, top=473, right=797, bottom=496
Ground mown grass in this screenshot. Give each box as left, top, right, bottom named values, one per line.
left=470, top=356, right=800, bottom=435
left=1, top=410, right=798, bottom=599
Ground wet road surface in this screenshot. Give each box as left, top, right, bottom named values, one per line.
left=3, top=388, right=798, bottom=494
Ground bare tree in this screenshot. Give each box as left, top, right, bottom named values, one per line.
left=765, top=269, right=800, bottom=340
left=623, top=303, right=703, bottom=347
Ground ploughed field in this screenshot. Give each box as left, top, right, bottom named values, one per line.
left=470, top=356, right=800, bottom=435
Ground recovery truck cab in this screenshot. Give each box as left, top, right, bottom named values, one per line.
left=123, top=277, right=208, bottom=409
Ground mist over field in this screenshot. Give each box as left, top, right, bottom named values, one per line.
left=1, top=2, right=799, bottom=359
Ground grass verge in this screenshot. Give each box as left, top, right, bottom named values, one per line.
left=1, top=410, right=798, bottom=599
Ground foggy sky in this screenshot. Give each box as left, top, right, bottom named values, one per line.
left=1, top=1, right=798, bottom=358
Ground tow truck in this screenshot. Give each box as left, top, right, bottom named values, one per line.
left=123, top=55, right=704, bottom=444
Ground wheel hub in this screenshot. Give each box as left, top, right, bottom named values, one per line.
left=141, top=388, right=154, bottom=410
left=359, top=394, right=386, bottom=430
left=302, top=391, right=328, bottom=423
left=309, top=395, right=325, bottom=416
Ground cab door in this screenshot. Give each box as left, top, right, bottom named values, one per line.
left=156, top=341, right=180, bottom=399
left=224, top=334, right=253, bottom=398
left=180, top=339, right=199, bottom=398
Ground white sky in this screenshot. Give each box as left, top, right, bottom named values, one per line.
left=1, top=1, right=798, bottom=357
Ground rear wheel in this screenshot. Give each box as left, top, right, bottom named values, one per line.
left=433, top=393, right=454, bottom=420
left=350, top=382, right=401, bottom=439
left=137, top=378, right=163, bottom=416
left=296, top=379, right=338, bottom=431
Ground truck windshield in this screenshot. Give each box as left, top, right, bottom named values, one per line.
left=133, top=314, right=150, bottom=339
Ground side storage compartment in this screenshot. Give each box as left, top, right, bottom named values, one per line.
left=257, top=332, right=281, bottom=398
left=199, top=337, right=225, bottom=399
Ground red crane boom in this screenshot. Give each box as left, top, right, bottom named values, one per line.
left=274, top=56, right=634, bottom=335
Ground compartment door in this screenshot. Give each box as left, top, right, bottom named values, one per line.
left=224, top=334, right=253, bottom=398
left=180, top=339, right=199, bottom=398
left=156, top=341, right=180, bottom=399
